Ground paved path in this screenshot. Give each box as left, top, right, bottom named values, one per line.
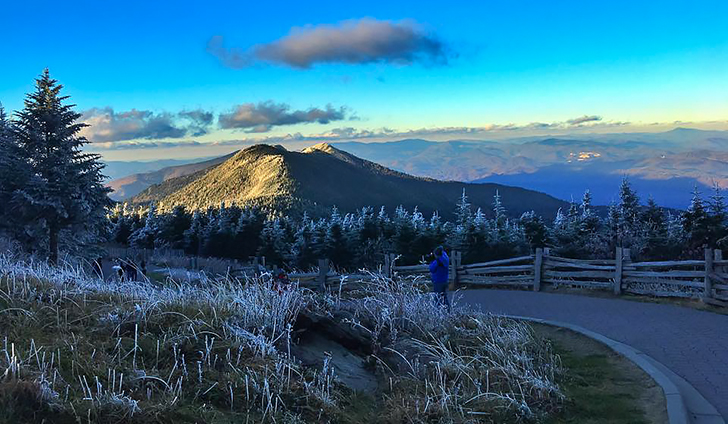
left=458, top=290, right=728, bottom=419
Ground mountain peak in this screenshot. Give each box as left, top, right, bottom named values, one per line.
left=302, top=142, right=337, bottom=154
left=129, top=142, right=567, bottom=219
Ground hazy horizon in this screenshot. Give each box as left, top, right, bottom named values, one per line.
left=2, top=0, right=727, bottom=161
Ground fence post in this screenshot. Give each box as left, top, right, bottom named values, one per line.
left=534, top=248, right=543, bottom=292
left=614, top=246, right=623, bottom=296
left=384, top=254, right=392, bottom=278
left=704, top=248, right=714, bottom=301
left=318, top=259, right=329, bottom=291
left=449, top=250, right=460, bottom=290
left=714, top=249, right=723, bottom=275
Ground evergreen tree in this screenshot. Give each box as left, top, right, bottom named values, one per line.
left=682, top=186, right=710, bottom=251
left=579, top=190, right=600, bottom=235
left=292, top=216, right=316, bottom=269
left=8, top=71, right=111, bottom=263
left=184, top=211, right=207, bottom=255
left=258, top=219, right=291, bottom=266
left=0, top=104, right=29, bottom=238
left=641, top=197, right=670, bottom=259
left=707, top=184, right=727, bottom=247
left=642, top=197, right=666, bottom=232
left=618, top=177, right=640, bottom=227
left=492, top=190, right=507, bottom=234
left=606, top=201, right=621, bottom=246
left=520, top=211, right=548, bottom=249
left=157, top=205, right=191, bottom=249
left=129, top=204, right=159, bottom=249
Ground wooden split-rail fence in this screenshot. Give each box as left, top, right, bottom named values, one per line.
left=390, top=247, right=728, bottom=306
left=105, top=246, right=728, bottom=306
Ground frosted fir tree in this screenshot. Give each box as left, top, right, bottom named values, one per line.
left=579, top=190, right=600, bottom=234
left=618, top=177, right=640, bottom=231
left=707, top=184, right=727, bottom=246
left=9, top=70, right=112, bottom=263
left=129, top=204, right=160, bottom=249
left=455, top=189, right=472, bottom=228
left=157, top=205, right=191, bottom=249
left=520, top=211, right=548, bottom=249
left=643, top=197, right=666, bottom=232
left=606, top=201, right=621, bottom=245
left=258, top=219, right=292, bottom=265
left=0, top=104, right=29, bottom=233
left=411, top=206, right=426, bottom=230
left=292, top=219, right=316, bottom=269
left=325, top=209, right=350, bottom=268
left=682, top=186, right=710, bottom=250
left=473, top=207, right=487, bottom=230
left=184, top=211, right=207, bottom=255
left=491, top=190, right=508, bottom=236
left=640, top=196, right=671, bottom=259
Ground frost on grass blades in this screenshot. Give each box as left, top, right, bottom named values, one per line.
left=0, top=256, right=563, bottom=423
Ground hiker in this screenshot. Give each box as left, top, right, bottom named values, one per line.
left=273, top=269, right=291, bottom=294
left=429, top=246, right=451, bottom=311
left=112, top=259, right=124, bottom=281
left=126, top=260, right=138, bottom=281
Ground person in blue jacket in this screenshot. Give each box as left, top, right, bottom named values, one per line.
left=429, top=246, right=450, bottom=311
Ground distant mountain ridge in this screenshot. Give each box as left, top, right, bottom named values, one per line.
left=108, top=152, right=237, bottom=200
left=108, top=128, right=728, bottom=209
left=128, top=143, right=568, bottom=220
left=331, top=129, right=728, bottom=208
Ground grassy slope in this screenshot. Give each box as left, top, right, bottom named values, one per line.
left=0, top=259, right=567, bottom=424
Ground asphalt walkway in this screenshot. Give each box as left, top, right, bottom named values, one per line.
left=458, top=290, right=728, bottom=419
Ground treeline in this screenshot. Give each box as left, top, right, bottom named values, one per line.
left=108, top=179, right=728, bottom=269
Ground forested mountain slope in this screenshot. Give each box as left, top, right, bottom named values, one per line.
left=129, top=143, right=568, bottom=220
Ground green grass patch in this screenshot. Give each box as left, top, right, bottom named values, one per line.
left=535, top=324, right=667, bottom=424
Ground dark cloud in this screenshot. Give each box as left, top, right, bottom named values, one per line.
left=179, top=109, right=215, bottom=136
left=218, top=101, right=348, bottom=132
left=566, top=115, right=602, bottom=125
left=208, top=18, right=450, bottom=69
left=81, top=107, right=214, bottom=142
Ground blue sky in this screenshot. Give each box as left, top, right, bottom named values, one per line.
left=2, top=0, right=727, bottom=159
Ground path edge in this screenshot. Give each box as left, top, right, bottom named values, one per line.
left=504, top=314, right=691, bottom=424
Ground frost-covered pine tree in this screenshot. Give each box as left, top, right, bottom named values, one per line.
left=707, top=184, right=727, bottom=246
left=605, top=200, right=621, bottom=248
left=184, top=211, right=207, bottom=255
left=520, top=211, right=548, bottom=249
left=455, top=189, right=472, bottom=227
left=258, top=219, right=291, bottom=265
left=579, top=190, right=600, bottom=234
left=0, top=104, right=28, bottom=236
left=682, top=186, right=710, bottom=250
left=618, top=177, right=640, bottom=233
left=9, top=70, right=112, bottom=263
left=129, top=204, right=159, bottom=249
left=292, top=216, right=316, bottom=269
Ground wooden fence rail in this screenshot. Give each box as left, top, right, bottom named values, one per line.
left=390, top=247, right=728, bottom=307
left=106, top=245, right=728, bottom=307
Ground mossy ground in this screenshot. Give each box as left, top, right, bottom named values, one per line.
left=534, top=324, right=668, bottom=424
